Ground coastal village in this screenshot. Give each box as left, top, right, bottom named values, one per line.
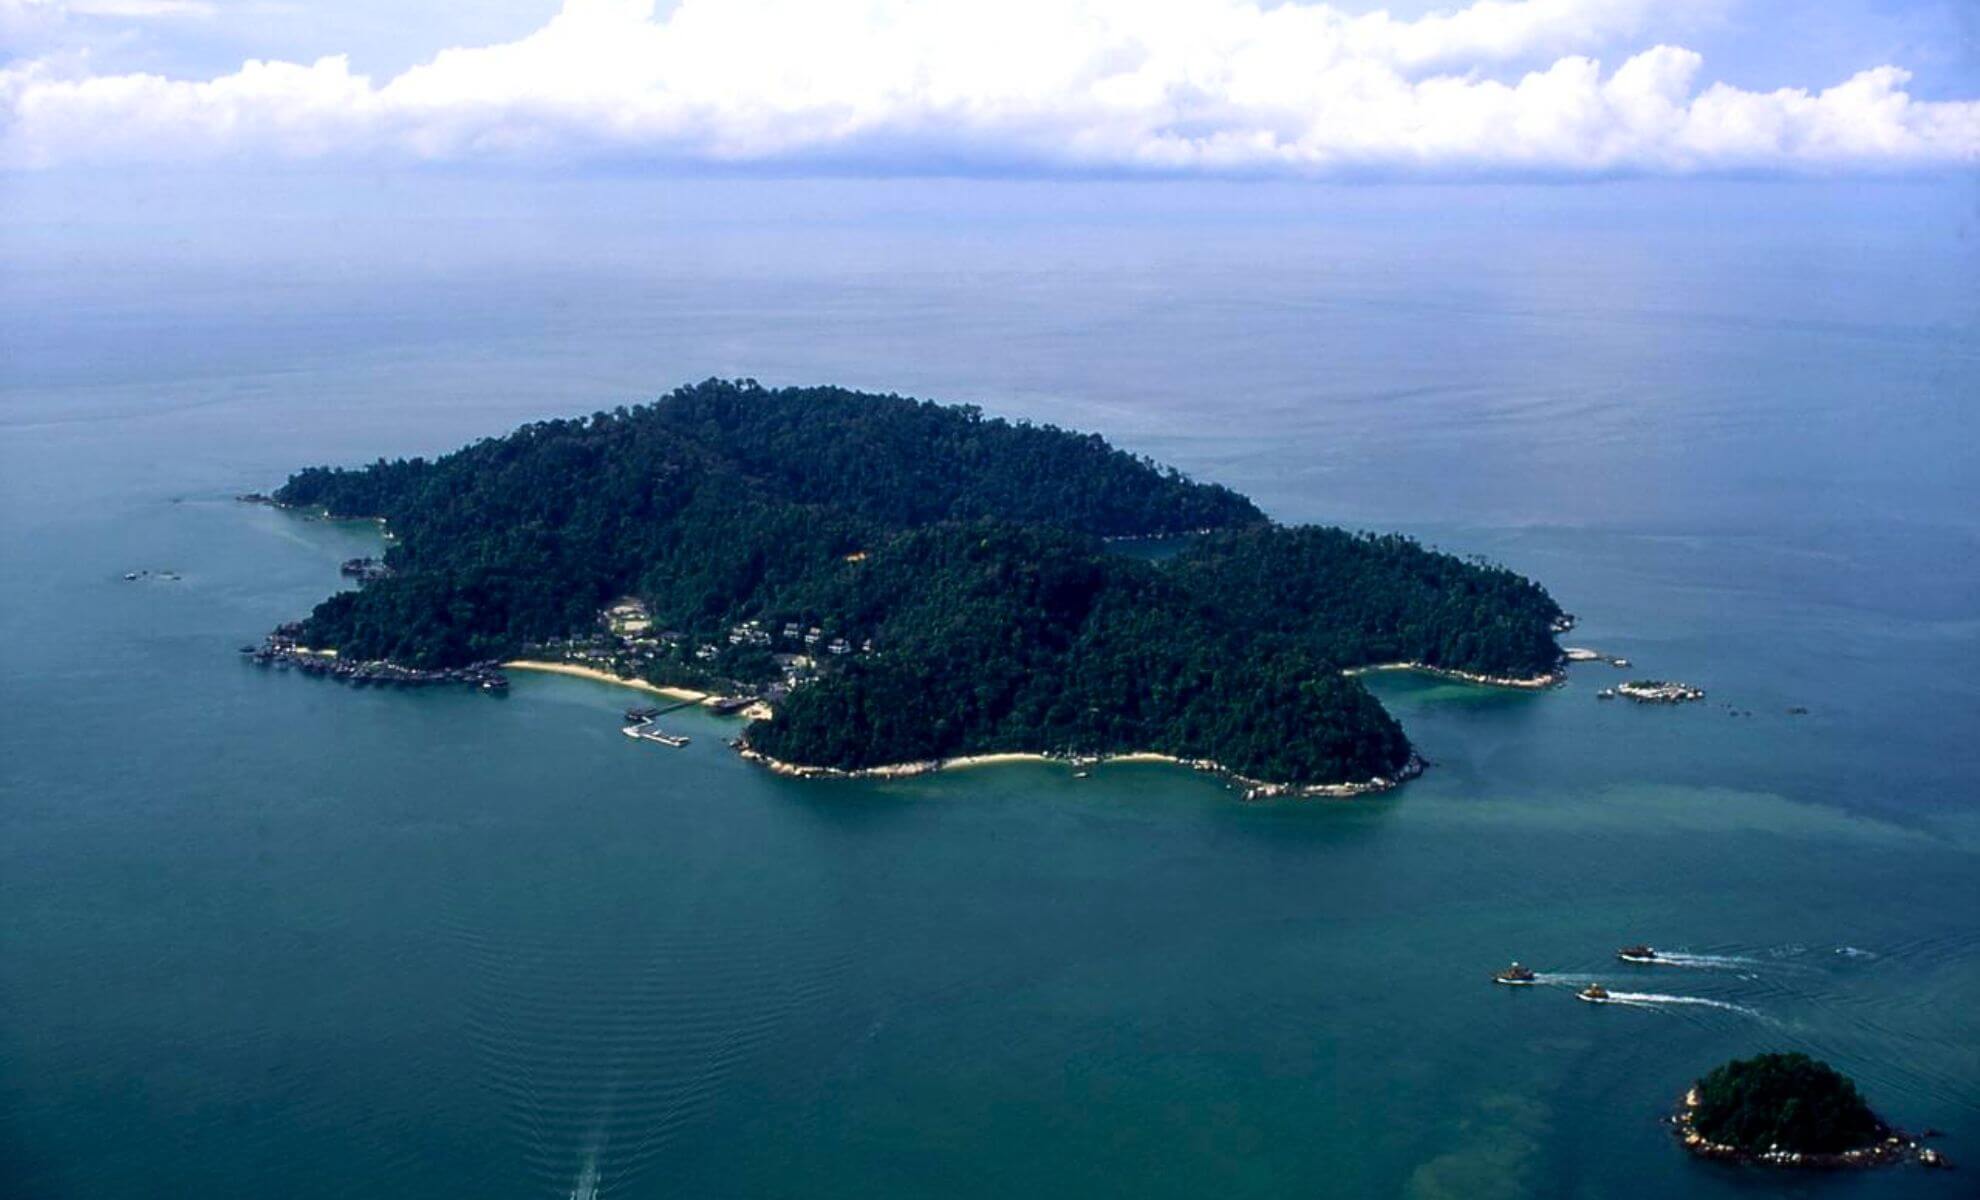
left=560, top=596, right=871, bottom=709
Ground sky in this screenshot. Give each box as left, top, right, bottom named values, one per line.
left=0, top=0, right=1976, bottom=178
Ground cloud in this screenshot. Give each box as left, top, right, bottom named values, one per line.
left=1, top=0, right=1974, bottom=175
left=3, top=0, right=214, bottom=19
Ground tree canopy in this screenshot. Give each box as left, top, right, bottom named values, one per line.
left=1693, top=1053, right=1883, bottom=1155
left=273, top=380, right=1565, bottom=785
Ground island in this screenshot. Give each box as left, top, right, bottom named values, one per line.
left=1675, top=1052, right=1949, bottom=1170
left=1615, top=680, right=1705, bottom=704
left=257, top=380, right=1569, bottom=794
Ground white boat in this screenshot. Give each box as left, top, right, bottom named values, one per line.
left=622, top=722, right=689, bottom=747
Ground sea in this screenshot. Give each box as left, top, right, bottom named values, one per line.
left=2, top=174, right=1976, bottom=1198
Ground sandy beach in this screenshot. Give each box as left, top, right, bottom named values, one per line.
left=938, top=752, right=1056, bottom=771
left=501, top=660, right=709, bottom=703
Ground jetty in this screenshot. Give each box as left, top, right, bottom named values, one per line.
left=1563, top=646, right=1630, bottom=668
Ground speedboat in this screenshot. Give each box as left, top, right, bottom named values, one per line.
left=1577, top=983, right=1612, bottom=1003
left=1493, top=963, right=1537, bottom=985
left=1616, top=944, right=1657, bottom=963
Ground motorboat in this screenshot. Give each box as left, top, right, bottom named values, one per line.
left=1616, top=945, right=1657, bottom=963
left=1577, top=983, right=1612, bottom=1003
left=1493, top=963, right=1538, bottom=985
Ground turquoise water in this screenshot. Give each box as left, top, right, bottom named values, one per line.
left=2, top=179, right=1976, bottom=1197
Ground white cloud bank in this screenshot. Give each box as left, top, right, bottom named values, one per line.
left=2, top=0, right=1975, bottom=175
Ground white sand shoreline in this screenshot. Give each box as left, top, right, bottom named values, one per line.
left=501, top=659, right=1439, bottom=798
left=501, top=660, right=709, bottom=703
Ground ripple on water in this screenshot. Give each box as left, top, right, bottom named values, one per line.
left=438, top=910, right=852, bottom=1197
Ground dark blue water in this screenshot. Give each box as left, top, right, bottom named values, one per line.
left=2, top=177, right=1975, bottom=1197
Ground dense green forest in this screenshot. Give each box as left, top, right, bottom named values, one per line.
left=273, top=380, right=1564, bottom=786
left=1692, top=1053, right=1883, bottom=1154
left=743, top=523, right=1414, bottom=784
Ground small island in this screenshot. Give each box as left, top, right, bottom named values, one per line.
left=1602, top=679, right=1705, bottom=704
left=254, top=380, right=1570, bottom=793
left=1675, top=1052, right=1949, bottom=1170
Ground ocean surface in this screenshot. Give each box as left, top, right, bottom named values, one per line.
left=2, top=177, right=1976, bottom=1198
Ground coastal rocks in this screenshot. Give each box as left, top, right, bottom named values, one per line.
left=736, top=739, right=1426, bottom=800
left=1346, top=662, right=1564, bottom=690
left=735, top=743, right=942, bottom=780
left=1617, top=680, right=1705, bottom=704
left=1671, top=1090, right=1950, bottom=1172
left=243, top=631, right=508, bottom=692
left=1234, top=753, right=1425, bottom=801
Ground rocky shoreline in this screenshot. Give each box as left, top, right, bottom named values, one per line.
left=735, top=740, right=1426, bottom=800
left=1345, top=661, right=1564, bottom=690
left=1615, top=680, right=1706, bottom=704
left=242, top=626, right=509, bottom=691
left=1670, top=1089, right=1952, bottom=1172
left=242, top=622, right=1433, bottom=799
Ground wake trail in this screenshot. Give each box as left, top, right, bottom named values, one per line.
left=1533, top=977, right=1764, bottom=1019
left=1639, top=952, right=1758, bottom=970
left=1603, top=991, right=1762, bottom=1017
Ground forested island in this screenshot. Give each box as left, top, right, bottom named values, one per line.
left=1675, top=1052, right=1948, bottom=1170
left=265, top=380, right=1567, bottom=790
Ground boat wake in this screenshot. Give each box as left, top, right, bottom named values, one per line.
left=1600, top=991, right=1761, bottom=1017
left=1635, top=951, right=1758, bottom=970
left=1532, top=976, right=1762, bottom=1018
left=568, top=1145, right=600, bottom=1200
left=441, top=901, right=852, bottom=1200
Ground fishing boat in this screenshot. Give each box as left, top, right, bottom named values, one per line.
left=1577, top=983, right=1612, bottom=1003
left=1616, top=944, right=1658, bottom=963
left=1493, top=962, right=1537, bottom=985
